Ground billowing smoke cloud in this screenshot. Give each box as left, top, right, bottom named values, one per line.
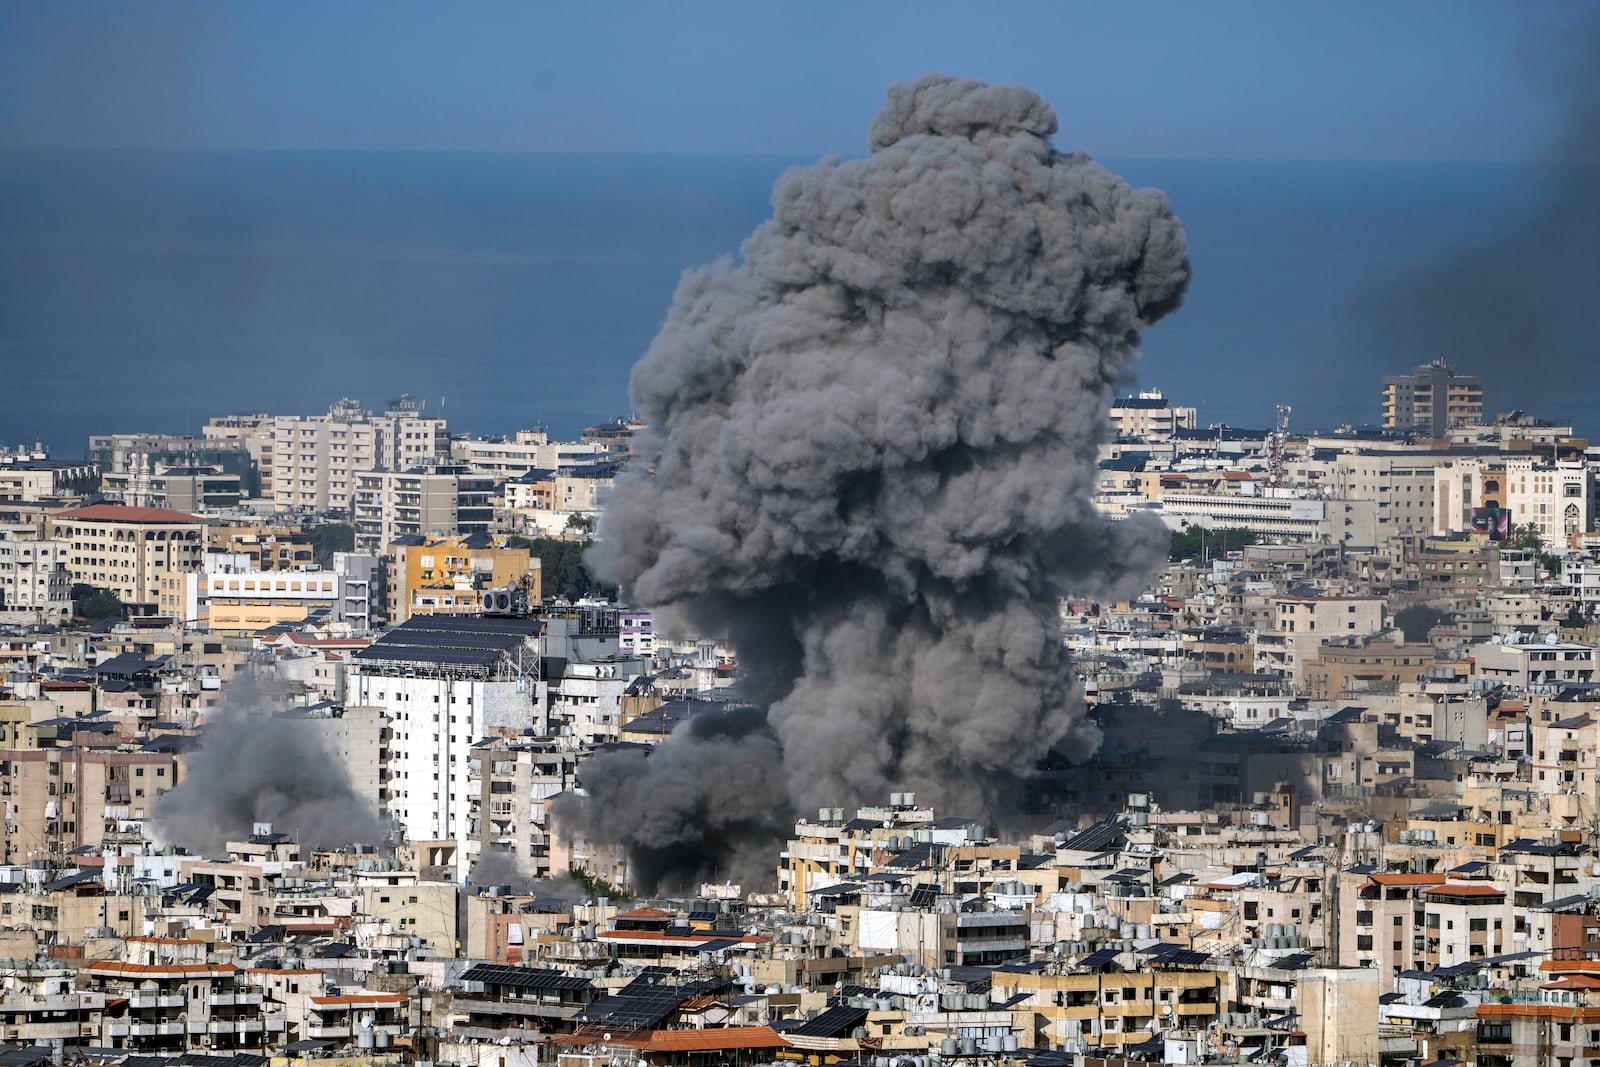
left=1349, top=25, right=1600, bottom=418
left=154, top=666, right=383, bottom=857
left=468, top=848, right=586, bottom=901
left=583, top=74, right=1188, bottom=888
left=557, top=706, right=790, bottom=892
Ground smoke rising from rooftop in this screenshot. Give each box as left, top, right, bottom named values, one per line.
left=153, top=665, right=383, bottom=857
left=584, top=74, right=1189, bottom=889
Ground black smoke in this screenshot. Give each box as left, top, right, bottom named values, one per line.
left=582, top=74, right=1189, bottom=890
left=557, top=706, right=790, bottom=893
left=1349, top=24, right=1600, bottom=418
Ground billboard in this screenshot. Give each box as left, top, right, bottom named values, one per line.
left=1471, top=506, right=1513, bottom=540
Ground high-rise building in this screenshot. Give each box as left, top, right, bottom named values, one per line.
left=265, top=397, right=449, bottom=516
left=1381, top=358, right=1484, bottom=436
left=352, top=462, right=495, bottom=554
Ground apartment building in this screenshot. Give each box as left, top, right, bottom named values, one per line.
left=450, top=429, right=608, bottom=478
left=0, top=460, right=100, bottom=503
left=1383, top=358, right=1484, bottom=436
left=46, top=505, right=207, bottom=612
left=1254, top=594, right=1387, bottom=683
left=991, top=964, right=1223, bottom=1054
left=353, top=462, right=494, bottom=553
left=90, top=432, right=254, bottom=496
left=347, top=615, right=546, bottom=873
left=0, top=527, right=71, bottom=624
left=385, top=535, right=536, bottom=626
left=1294, top=449, right=1445, bottom=537
left=466, top=737, right=579, bottom=879
left=267, top=398, right=449, bottom=515
left=1434, top=456, right=1591, bottom=540
left=0, top=747, right=180, bottom=861
left=1471, top=640, right=1596, bottom=689
left=1108, top=389, right=1198, bottom=439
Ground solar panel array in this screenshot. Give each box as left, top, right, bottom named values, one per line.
left=579, top=987, right=682, bottom=1030
left=461, top=964, right=592, bottom=992
left=353, top=644, right=505, bottom=668
left=908, top=883, right=939, bottom=908
left=372, top=628, right=525, bottom=651
left=402, top=615, right=543, bottom=636
left=1141, top=943, right=1212, bottom=967
left=789, top=1005, right=869, bottom=1039
left=1077, top=947, right=1121, bottom=969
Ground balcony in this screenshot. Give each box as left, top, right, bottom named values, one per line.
left=209, top=992, right=264, bottom=1007
left=209, top=1018, right=264, bottom=1034
left=129, top=994, right=185, bottom=1009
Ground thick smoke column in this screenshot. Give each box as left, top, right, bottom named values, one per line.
left=154, top=666, right=383, bottom=857
left=586, top=75, right=1188, bottom=886
left=1350, top=24, right=1600, bottom=414
left=558, top=706, right=790, bottom=891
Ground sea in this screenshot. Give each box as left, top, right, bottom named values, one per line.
left=0, top=149, right=1582, bottom=459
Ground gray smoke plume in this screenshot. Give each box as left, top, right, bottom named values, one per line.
left=153, top=665, right=384, bottom=857
left=1349, top=24, right=1600, bottom=417
left=468, top=849, right=584, bottom=900
left=584, top=74, right=1188, bottom=888
left=556, top=706, right=790, bottom=892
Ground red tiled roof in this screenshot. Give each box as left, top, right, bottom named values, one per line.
left=55, top=505, right=206, bottom=524
left=1369, top=873, right=1447, bottom=886
left=637, top=1027, right=788, bottom=1053
left=1539, top=959, right=1600, bottom=973
left=1423, top=883, right=1505, bottom=898
left=311, top=993, right=408, bottom=1006
left=87, top=962, right=235, bottom=977
left=615, top=906, right=676, bottom=921
left=555, top=1027, right=788, bottom=1053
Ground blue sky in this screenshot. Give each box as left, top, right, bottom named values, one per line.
left=0, top=2, right=1593, bottom=161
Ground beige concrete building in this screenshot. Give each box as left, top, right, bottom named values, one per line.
left=267, top=398, right=449, bottom=515
left=353, top=463, right=494, bottom=553
left=0, top=746, right=180, bottom=862
left=1382, top=358, right=1483, bottom=436
left=203, top=568, right=340, bottom=635
left=1108, top=389, right=1198, bottom=439
left=466, top=738, right=579, bottom=880
left=0, top=526, right=72, bottom=624
left=47, top=505, right=207, bottom=611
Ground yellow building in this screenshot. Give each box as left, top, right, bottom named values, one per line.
left=204, top=569, right=341, bottom=635
left=991, top=963, right=1224, bottom=1053
left=386, top=535, right=538, bottom=625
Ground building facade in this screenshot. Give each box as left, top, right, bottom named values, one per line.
left=1382, top=358, right=1484, bottom=437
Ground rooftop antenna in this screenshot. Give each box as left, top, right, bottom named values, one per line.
left=1267, top=405, right=1292, bottom=487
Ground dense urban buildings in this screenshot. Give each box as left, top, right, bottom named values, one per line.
left=0, top=377, right=1596, bottom=1067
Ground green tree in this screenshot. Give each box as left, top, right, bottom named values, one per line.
left=507, top=535, right=618, bottom=602
left=568, top=866, right=633, bottom=902
left=1502, top=525, right=1563, bottom=577
left=303, top=523, right=354, bottom=566
left=1504, top=523, right=1542, bottom=552
left=1168, top=525, right=1260, bottom=562
left=70, top=583, right=124, bottom=624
